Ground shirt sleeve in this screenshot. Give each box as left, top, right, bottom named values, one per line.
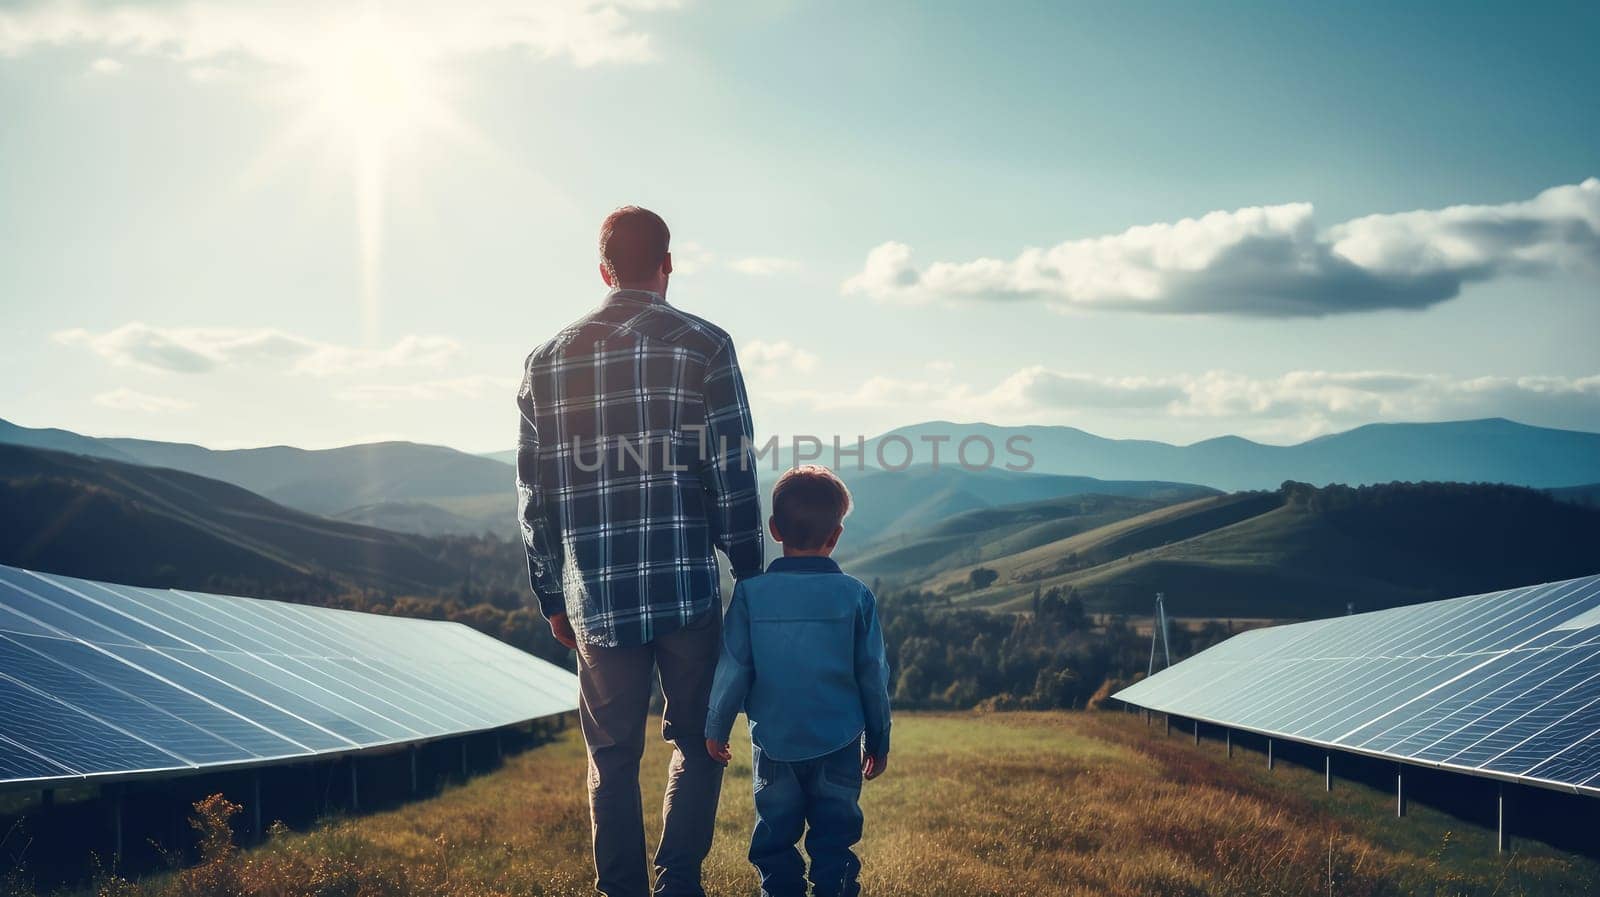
left=705, top=586, right=755, bottom=744
left=698, top=339, right=765, bottom=580
left=516, top=360, right=566, bottom=620
left=856, top=584, right=893, bottom=758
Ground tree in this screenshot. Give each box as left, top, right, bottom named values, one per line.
left=969, top=567, right=1000, bottom=591
left=1062, top=589, right=1088, bottom=632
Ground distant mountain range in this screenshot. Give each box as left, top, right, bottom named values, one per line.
left=866, top=418, right=1600, bottom=492
left=5, top=416, right=1598, bottom=544
left=3, top=432, right=1596, bottom=624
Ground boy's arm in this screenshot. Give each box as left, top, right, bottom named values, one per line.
left=855, top=584, right=893, bottom=761
left=705, top=586, right=755, bottom=755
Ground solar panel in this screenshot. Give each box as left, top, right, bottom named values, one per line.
left=0, top=563, right=578, bottom=788
left=1114, top=574, right=1600, bottom=795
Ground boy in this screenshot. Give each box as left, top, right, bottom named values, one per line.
left=705, top=464, right=892, bottom=897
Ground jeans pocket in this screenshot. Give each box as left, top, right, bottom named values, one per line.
left=752, top=745, right=775, bottom=794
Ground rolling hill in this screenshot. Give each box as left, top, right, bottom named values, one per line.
left=0, top=417, right=144, bottom=463
left=836, top=492, right=1183, bottom=579
left=0, top=417, right=513, bottom=534
left=0, top=443, right=467, bottom=596
left=0, top=416, right=1224, bottom=542
left=1550, top=483, right=1600, bottom=508
left=908, top=480, right=1600, bottom=619
left=14, top=415, right=1598, bottom=541
left=826, top=465, right=1217, bottom=549
left=332, top=500, right=489, bottom=535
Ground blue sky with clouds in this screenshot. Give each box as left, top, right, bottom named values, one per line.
left=2, top=1, right=1597, bottom=451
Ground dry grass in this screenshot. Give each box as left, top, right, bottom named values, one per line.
left=62, top=713, right=1599, bottom=897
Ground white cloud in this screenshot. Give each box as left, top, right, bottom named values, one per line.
left=844, top=180, right=1600, bottom=317
left=186, top=64, right=232, bottom=83
left=742, top=340, right=819, bottom=380
left=86, top=56, right=122, bottom=74
left=991, top=370, right=1185, bottom=409
left=990, top=368, right=1600, bottom=428
left=728, top=256, right=802, bottom=276
left=336, top=374, right=514, bottom=406
left=0, top=1, right=675, bottom=69
left=772, top=364, right=1600, bottom=436
left=54, top=323, right=459, bottom=376
left=92, top=387, right=192, bottom=413
left=656, top=246, right=803, bottom=278
left=669, top=240, right=713, bottom=276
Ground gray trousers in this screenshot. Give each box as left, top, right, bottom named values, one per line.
left=576, top=609, right=725, bottom=897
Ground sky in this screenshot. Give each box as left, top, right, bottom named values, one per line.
left=2, top=0, right=1597, bottom=453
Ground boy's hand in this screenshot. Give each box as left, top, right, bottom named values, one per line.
left=706, top=740, right=732, bottom=766
left=863, top=753, right=888, bottom=780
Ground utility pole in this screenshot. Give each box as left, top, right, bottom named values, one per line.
left=1148, top=592, right=1173, bottom=676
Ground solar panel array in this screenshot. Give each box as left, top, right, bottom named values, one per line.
left=1114, top=574, right=1600, bottom=796
left=0, top=563, right=578, bottom=788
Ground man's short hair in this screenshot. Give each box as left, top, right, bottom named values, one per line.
left=771, top=465, right=853, bottom=550
left=599, top=206, right=671, bottom=284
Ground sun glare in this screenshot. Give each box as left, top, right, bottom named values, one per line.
left=284, top=13, right=465, bottom=343
left=303, top=18, right=441, bottom=152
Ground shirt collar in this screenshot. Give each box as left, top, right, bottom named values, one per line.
left=605, top=287, right=666, bottom=306
left=766, top=555, right=842, bottom=575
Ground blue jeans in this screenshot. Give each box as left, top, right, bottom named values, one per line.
left=748, top=741, right=864, bottom=897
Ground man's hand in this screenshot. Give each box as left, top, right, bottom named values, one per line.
left=863, top=753, right=888, bottom=781
left=548, top=612, right=578, bottom=650
left=706, top=740, right=732, bottom=766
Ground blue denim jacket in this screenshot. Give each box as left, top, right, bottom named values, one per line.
left=705, top=556, right=892, bottom=762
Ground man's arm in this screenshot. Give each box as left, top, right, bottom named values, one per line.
left=699, top=339, right=764, bottom=580
left=856, top=584, right=893, bottom=775
left=704, top=587, right=754, bottom=764
left=515, top=363, right=570, bottom=641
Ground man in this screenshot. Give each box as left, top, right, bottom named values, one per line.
left=516, top=206, right=765, bottom=897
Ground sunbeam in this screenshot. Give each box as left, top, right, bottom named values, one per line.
left=275, top=9, right=473, bottom=343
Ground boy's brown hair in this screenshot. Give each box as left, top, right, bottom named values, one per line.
left=771, top=465, right=853, bottom=550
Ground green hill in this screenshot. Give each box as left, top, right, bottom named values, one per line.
left=827, top=465, right=1218, bottom=549
left=912, top=481, right=1600, bottom=619
left=1550, top=482, right=1600, bottom=508
left=0, top=417, right=514, bottom=534
left=332, top=500, right=491, bottom=536
left=0, top=443, right=466, bottom=597
left=837, top=492, right=1179, bottom=579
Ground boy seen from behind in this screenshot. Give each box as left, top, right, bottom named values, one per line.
left=705, top=465, right=892, bottom=897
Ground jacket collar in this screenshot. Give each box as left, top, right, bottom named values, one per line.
left=766, top=555, right=842, bottom=575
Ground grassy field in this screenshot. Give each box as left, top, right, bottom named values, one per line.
left=59, top=712, right=1599, bottom=897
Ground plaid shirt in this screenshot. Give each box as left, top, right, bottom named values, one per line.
left=516, top=288, right=765, bottom=647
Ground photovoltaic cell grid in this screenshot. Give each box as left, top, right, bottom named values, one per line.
left=0, top=563, right=578, bottom=788
left=1114, top=574, right=1600, bottom=796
